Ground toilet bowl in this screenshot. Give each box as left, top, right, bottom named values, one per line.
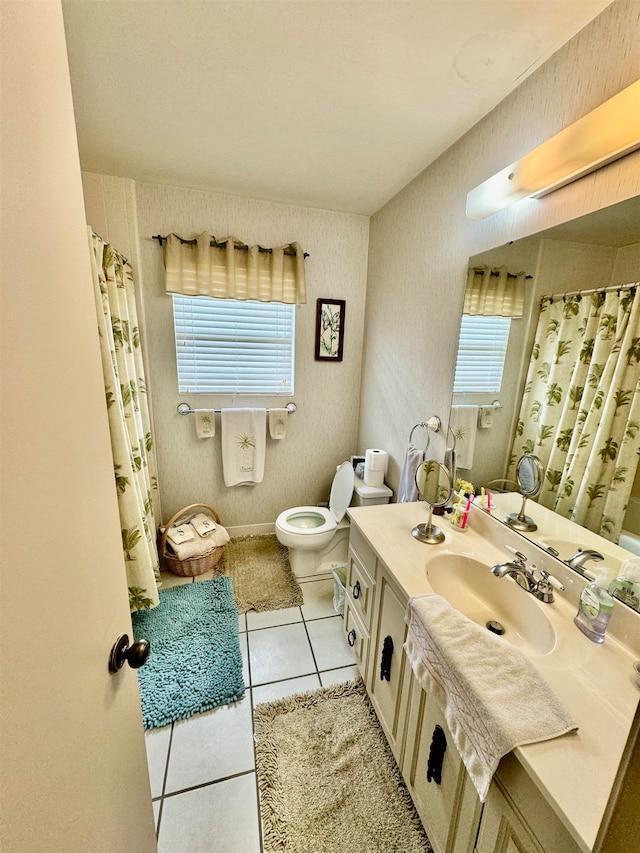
left=275, top=461, right=354, bottom=578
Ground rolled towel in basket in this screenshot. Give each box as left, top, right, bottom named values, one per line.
left=191, top=512, right=217, bottom=536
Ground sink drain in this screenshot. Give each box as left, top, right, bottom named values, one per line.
left=486, top=620, right=505, bottom=635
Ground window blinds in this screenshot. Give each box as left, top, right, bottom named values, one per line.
left=453, top=315, right=511, bottom=393
left=173, top=295, right=295, bottom=394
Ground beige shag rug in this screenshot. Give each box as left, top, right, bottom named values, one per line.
left=220, top=534, right=303, bottom=613
left=254, top=679, right=432, bottom=853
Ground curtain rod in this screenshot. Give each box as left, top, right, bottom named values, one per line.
left=472, top=267, right=533, bottom=280
left=152, top=234, right=309, bottom=258
left=541, top=282, right=637, bottom=304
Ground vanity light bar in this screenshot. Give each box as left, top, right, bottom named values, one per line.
left=466, top=79, right=640, bottom=219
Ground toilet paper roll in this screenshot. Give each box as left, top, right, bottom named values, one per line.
left=365, top=449, right=388, bottom=472
left=364, top=449, right=388, bottom=487
left=364, top=468, right=385, bottom=488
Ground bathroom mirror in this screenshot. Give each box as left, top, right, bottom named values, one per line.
left=412, top=461, right=453, bottom=544
left=504, top=453, right=543, bottom=532
left=449, top=195, right=640, bottom=604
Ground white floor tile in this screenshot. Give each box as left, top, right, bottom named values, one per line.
left=246, top=606, right=301, bottom=631
left=239, top=631, right=250, bottom=686
left=248, top=622, right=316, bottom=685
left=153, top=799, right=160, bottom=830
left=159, top=570, right=193, bottom=589
left=158, top=774, right=260, bottom=853
left=145, top=724, right=171, bottom=798
left=306, top=615, right=356, bottom=671
left=165, top=697, right=255, bottom=793
left=252, top=674, right=321, bottom=706
left=300, top=577, right=337, bottom=620
left=320, top=665, right=360, bottom=687
left=238, top=612, right=246, bottom=633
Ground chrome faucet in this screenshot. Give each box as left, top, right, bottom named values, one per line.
left=566, top=548, right=604, bottom=576
left=491, top=551, right=564, bottom=603
left=491, top=552, right=536, bottom=592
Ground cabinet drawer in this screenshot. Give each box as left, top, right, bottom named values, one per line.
left=346, top=547, right=375, bottom=631
left=344, top=601, right=370, bottom=677
left=349, top=526, right=377, bottom=577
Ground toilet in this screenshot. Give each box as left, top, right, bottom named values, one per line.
left=275, top=461, right=355, bottom=578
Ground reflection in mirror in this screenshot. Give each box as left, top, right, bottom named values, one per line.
left=504, top=453, right=544, bottom=532
left=450, top=196, right=640, bottom=607
left=412, top=461, right=453, bottom=545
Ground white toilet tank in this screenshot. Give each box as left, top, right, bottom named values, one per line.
left=351, top=475, right=393, bottom=507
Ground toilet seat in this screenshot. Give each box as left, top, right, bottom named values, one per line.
left=275, top=462, right=355, bottom=537
left=276, top=506, right=335, bottom=536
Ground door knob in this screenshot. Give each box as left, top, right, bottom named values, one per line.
left=108, top=633, right=151, bottom=673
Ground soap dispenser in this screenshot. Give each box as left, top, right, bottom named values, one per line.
left=574, top=567, right=614, bottom=643
left=608, top=557, right=640, bottom=611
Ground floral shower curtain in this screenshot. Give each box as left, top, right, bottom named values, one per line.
left=508, top=285, right=640, bottom=544
left=90, top=231, right=161, bottom=611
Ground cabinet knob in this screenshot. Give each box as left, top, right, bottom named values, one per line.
left=347, top=629, right=356, bottom=647
left=352, top=580, right=361, bottom=600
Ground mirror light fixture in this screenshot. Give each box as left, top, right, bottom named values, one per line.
left=466, top=79, right=640, bottom=219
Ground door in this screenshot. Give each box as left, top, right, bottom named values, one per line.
left=0, top=5, right=156, bottom=852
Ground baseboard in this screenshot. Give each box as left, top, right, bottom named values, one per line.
left=227, top=521, right=276, bottom=538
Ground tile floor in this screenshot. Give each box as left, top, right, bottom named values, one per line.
left=145, top=570, right=358, bottom=853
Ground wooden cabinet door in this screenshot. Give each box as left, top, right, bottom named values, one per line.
left=404, top=680, right=479, bottom=853
left=367, top=572, right=408, bottom=761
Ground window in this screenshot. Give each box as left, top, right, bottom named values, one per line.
left=173, top=295, right=295, bottom=394
left=453, top=315, right=511, bottom=393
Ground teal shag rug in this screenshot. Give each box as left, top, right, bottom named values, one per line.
left=132, top=577, right=245, bottom=729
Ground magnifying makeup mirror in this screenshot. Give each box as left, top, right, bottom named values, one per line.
left=412, top=461, right=453, bottom=544
left=504, top=453, right=544, bottom=532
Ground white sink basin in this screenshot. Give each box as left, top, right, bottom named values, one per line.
left=425, top=553, right=556, bottom=656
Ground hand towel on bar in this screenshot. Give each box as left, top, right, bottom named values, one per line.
left=194, top=409, right=215, bottom=439
left=163, top=524, right=230, bottom=559
left=268, top=408, right=288, bottom=440
left=449, top=405, right=478, bottom=470
left=397, top=444, right=424, bottom=502
left=191, top=512, right=217, bottom=536
left=404, top=594, right=577, bottom=802
left=221, top=408, right=267, bottom=486
left=165, top=524, right=194, bottom=547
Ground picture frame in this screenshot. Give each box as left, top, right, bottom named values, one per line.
left=315, top=298, right=346, bottom=362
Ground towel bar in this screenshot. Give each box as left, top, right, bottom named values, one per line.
left=177, top=402, right=297, bottom=416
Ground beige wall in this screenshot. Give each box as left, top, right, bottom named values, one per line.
left=611, top=242, right=640, bottom=285
left=84, top=176, right=370, bottom=526
left=360, top=0, right=640, bottom=495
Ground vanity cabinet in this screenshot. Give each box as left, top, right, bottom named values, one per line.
left=403, top=671, right=480, bottom=853
left=476, top=755, right=580, bottom=853
left=366, top=570, right=410, bottom=763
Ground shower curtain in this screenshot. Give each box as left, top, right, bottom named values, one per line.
left=90, top=231, right=161, bottom=611
left=508, top=285, right=640, bottom=544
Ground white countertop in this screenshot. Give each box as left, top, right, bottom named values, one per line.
left=347, top=501, right=640, bottom=853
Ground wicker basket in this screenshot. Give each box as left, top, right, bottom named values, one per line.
left=159, top=503, right=225, bottom=577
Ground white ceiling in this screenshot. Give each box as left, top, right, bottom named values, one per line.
left=62, top=0, right=612, bottom=216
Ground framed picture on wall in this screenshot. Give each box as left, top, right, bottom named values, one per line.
left=315, top=298, right=346, bottom=362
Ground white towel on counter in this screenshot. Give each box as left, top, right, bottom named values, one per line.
left=194, top=409, right=215, bottom=439
left=397, top=444, right=425, bottom=502
left=404, top=594, right=577, bottom=802
left=221, top=408, right=267, bottom=486
left=268, top=408, right=288, bottom=439
left=162, top=523, right=230, bottom=560
left=449, top=406, right=478, bottom=470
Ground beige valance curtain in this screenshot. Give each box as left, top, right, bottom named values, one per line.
left=464, top=266, right=525, bottom=317
left=163, top=232, right=307, bottom=304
